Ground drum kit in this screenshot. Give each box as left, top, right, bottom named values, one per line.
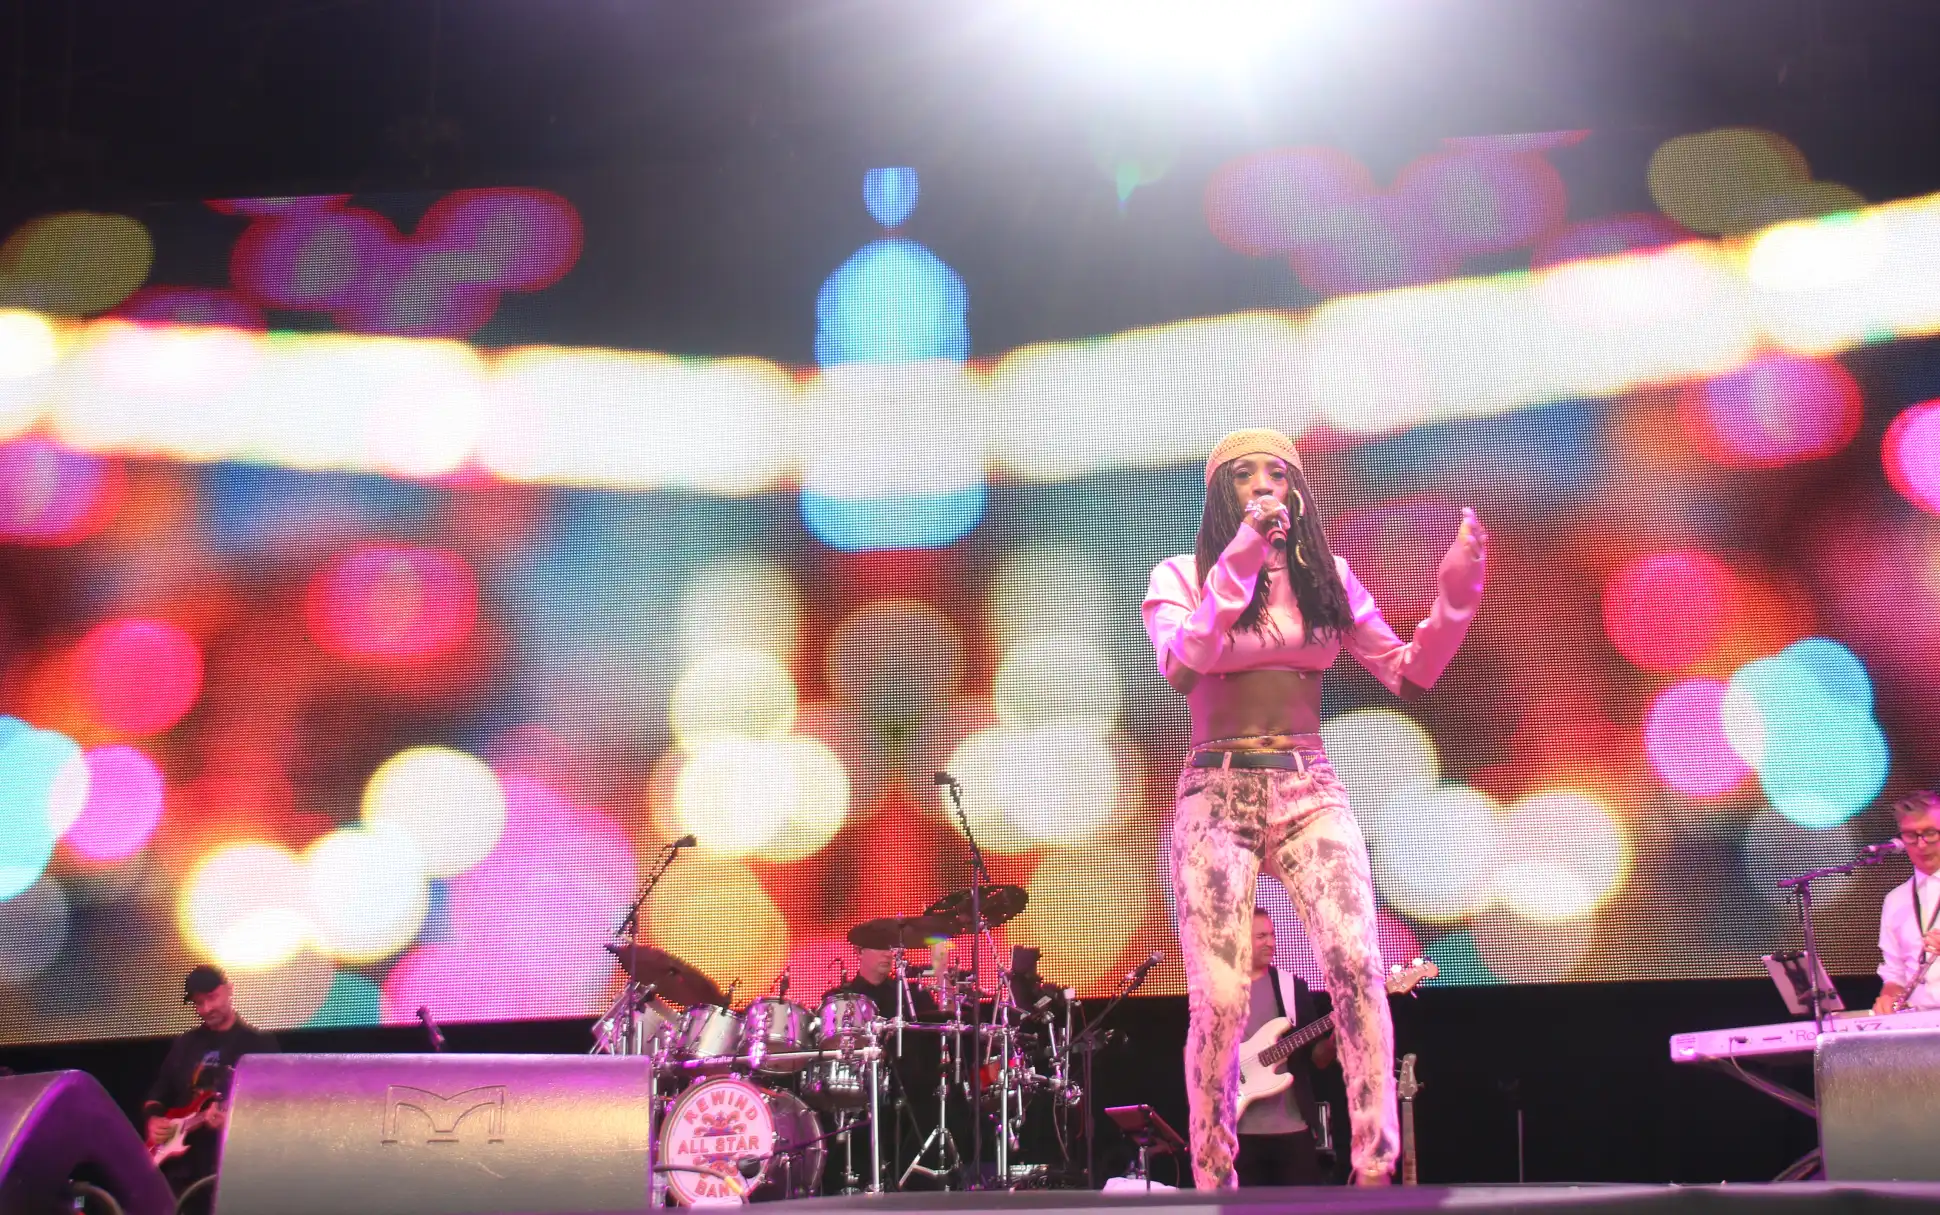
left=592, top=882, right=1087, bottom=1204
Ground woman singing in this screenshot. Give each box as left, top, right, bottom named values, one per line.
left=1142, top=428, right=1487, bottom=1187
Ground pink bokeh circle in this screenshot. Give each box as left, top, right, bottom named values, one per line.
left=73, top=618, right=204, bottom=736
left=1883, top=399, right=1940, bottom=516
left=1601, top=551, right=1736, bottom=671
left=64, top=745, right=166, bottom=860
left=1678, top=355, right=1862, bottom=469
left=305, top=545, right=479, bottom=663
left=1644, top=679, right=1753, bottom=797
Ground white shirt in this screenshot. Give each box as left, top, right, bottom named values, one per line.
left=1877, top=868, right=1940, bottom=1010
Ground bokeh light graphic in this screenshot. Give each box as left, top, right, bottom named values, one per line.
left=361, top=746, right=507, bottom=878
left=0, top=723, right=90, bottom=899
left=645, top=857, right=786, bottom=1003
left=65, top=745, right=166, bottom=861
left=228, top=189, right=583, bottom=339
left=1722, top=639, right=1888, bottom=828
left=826, top=600, right=965, bottom=729
left=993, top=636, right=1121, bottom=733
left=1491, top=792, right=1627, bottom=922
left=945, top=725, right=1121, bottom=853
left=1644, top=680, right=1752, bottom=797
left=0, top=438, right=123, bottom=545
left=668, top=648, right=800, bottom=750
left=1648, top=128, right=1864, bottom=237
left=1601, top=551, right=1737, bottom=671
left=0, top=877, right=70, bottom=984
left=1678, top=354, right=1862, bottom=468
left=179, top=842, right=312, bottom=971
left=72, top=618, right=204, bottom=736
left=1882, top=399, right=1940, bottom=515
left=673, top=736, right=850, bottom=861
left=383, top=776, right=638, bottom=1022
left=1367, top=785, right=1502, bottom=924
left=0, top=212, right=153, bottom=315
left=305, top=544, right=480, bottom=662
left=304, top=824, right=431, bottom=963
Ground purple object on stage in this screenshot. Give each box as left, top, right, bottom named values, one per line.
left=0, top=1069, right=175, bottom=1215
left=214, top=1054, right=655, bottom=1215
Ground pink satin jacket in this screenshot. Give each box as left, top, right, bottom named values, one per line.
left=1141, top=526, right=1475, bottom=696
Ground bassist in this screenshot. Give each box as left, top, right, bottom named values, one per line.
left=1237, top=908, right=1338, bottom=1186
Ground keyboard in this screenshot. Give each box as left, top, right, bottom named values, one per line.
left=1671, top=1007, right=1940, bottom=1063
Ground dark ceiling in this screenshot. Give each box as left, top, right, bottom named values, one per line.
left=4, top=0, right=1939, bottom=213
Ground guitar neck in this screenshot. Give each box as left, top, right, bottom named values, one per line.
left=1401, top=1103, right=1418, bottom=1185
left=1259, top=1012, right=1335, bottom=1066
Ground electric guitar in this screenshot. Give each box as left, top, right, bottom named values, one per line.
left=150, top=1089, right=223, bottom=1166
left=1397, top=1053, right=1421, bottom=1186
left=1233, top=958, right=1438, bottom=1118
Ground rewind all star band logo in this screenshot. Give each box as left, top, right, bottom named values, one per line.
left=381, top=1085, right=509, bottom=1144
left=667, top=1081, right=770, bottom=1201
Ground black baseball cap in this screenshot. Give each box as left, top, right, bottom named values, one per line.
left=183, top=964, right=228, bottom=1002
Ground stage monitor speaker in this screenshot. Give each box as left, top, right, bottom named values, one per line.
left=0, top=1069, right=175, bottom=1215
left=214, top=1054, right=656, bottom=1215
left=1816, top=1026, right=1940, bottom=1180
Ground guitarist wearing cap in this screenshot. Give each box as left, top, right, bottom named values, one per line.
left=1235, top=908, right=1338, bottom=1186
left=142, top=965, right=279, bottom=1207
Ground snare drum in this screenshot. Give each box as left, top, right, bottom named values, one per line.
left=744, top=997, right=813, bottom=1074
left=800, top=1054, right=883, bottom=1112
left=659, top=1076, right=825, bottom=1205
left=673, top=1004, right=745, bottom=1060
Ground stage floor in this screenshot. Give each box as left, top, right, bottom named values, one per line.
left=762, top=1184, right=1940, bottom=1215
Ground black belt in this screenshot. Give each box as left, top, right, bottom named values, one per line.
left=1187, top=750, right=1315, bottom=770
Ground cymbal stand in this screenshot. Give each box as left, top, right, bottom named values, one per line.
left=899, top=1012, right=962, bottom=1190
left=938, top=775, right=991, bottom=1186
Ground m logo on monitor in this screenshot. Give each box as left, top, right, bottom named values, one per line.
left=382, top=1085, right=508, bottom=1143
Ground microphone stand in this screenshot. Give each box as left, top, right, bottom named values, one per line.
left=1778, top=843, right=1902, bottom=1033
left=940, top=777, right=990, bottom=1190
left=1070, top=963, right=1148, bottom=1190
left=616, top=839, right=688, bottom=941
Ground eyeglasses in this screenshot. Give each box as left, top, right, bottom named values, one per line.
left=1900, top=828, right=1940, bottom=846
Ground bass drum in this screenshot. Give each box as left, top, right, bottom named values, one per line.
left=660, top=1076, right=825, bottom=1205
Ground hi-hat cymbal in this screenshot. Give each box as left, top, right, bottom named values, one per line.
left=925, top=884, right=1029, bottom=933
left=604, top=943, right=726, bottom=1007
left=847, top=915, right=956, bottom=950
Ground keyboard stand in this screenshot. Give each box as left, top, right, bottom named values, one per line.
left=1699, top=1060, right=1819, bottom=1180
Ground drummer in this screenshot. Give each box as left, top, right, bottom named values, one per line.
left=835, top=941, right=946, bottom=1021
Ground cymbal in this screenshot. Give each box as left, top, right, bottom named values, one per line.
left=604, top=943, right=725, bottom=1007
left=847, top=915, right=956, bottom=950
left=925, top=884, right=1029, bottom=933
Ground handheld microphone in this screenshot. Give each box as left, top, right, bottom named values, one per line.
left=671, top=834, right=698, bottom=849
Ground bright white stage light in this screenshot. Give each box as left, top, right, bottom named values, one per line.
left=1018, top=0, right=1324, bottom=70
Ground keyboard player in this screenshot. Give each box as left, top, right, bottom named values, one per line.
left=1872, top=790, right=1940, bottom=1015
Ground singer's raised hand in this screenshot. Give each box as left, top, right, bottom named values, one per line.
left=1437, top=507, right=1488, bottom=612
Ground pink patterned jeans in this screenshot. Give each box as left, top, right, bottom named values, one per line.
left=1169, top=745, right=1398, bottom=1187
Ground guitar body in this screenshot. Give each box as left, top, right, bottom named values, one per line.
left=151, top=1090, right=220, bottom=1166
left=1234, top=1017, right=1296, bottom=1118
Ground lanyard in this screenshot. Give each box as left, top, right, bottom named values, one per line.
left=1914, top=878, right=1940, bottom=945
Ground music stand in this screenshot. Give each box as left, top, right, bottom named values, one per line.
left=1105, top=1104, right=1186, bottom=1192
left=1764, top=950, right=1845, bottom=1017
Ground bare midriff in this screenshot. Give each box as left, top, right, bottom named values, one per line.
left=1181, top=667, right=1324, bottom=747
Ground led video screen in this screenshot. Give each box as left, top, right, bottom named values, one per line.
left=2, top=128, right=1938, bottom=1045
